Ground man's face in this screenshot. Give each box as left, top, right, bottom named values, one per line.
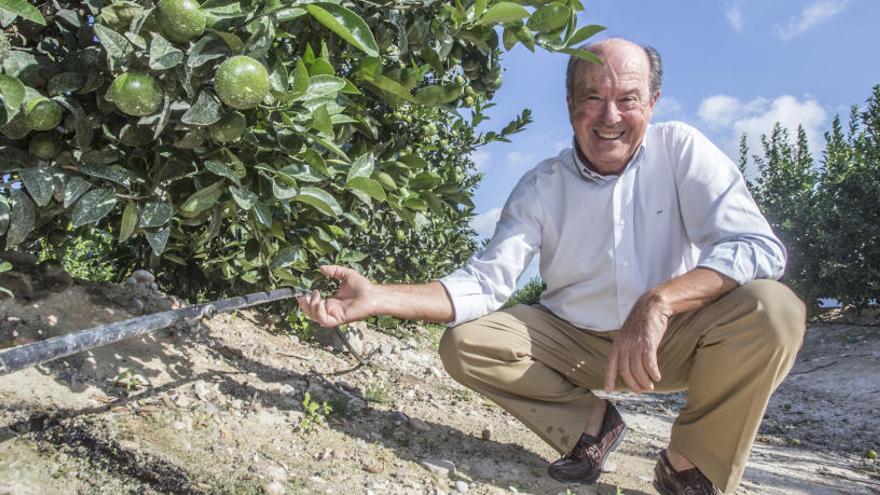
left=567, top=44, right=658, bottom=175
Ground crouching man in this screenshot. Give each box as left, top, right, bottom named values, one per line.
left=298, top=38, right=806, bottom=494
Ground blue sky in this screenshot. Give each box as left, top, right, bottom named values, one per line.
left=467, top=0, right=880, bottom=284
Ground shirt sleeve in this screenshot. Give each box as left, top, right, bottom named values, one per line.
left=672, top=124, right=786, bottom=285
left=439, top=175, right=544, bottom=326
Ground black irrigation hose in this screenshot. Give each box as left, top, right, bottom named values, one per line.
left=0, top=287, right=306, bottom=376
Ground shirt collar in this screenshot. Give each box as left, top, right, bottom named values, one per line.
left=570, top=133, right=648, bottom=183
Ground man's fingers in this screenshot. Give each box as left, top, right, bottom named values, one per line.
left=645, top=347, right=662, bottom=383
left=619, top=350, right=641, bottom=393
left=319, top=264, right=352, bottom=282
left=604, top=348, right=619, bottom=392
left=630, top=352, right=654, bottom=392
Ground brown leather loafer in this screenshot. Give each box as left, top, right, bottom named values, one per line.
left=653, top=450, right=719, bottom=495
left=547, top=401, right=627, bottom=484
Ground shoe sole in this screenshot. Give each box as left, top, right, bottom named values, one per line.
left=550, top=423, right=628, bottom=485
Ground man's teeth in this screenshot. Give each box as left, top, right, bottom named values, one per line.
left=595, top=130, right=624, bottom=139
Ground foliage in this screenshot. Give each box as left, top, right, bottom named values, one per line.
left=743, top=84, right=880, bottom=310
left=0, top=0, right=603, bottom=302
left=0, top=259, right=11, bottom=297
left=502, top=275, right=545, bottom=308
left=299, top=391, right=332, bottom=432
left=364, top=382, right=392, bottom=404
left=37, top=228, right=124, bottom=282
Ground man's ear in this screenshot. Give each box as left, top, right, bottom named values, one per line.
left=648, top=91, right=661, bottom=111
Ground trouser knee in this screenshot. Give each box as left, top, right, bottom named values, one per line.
left=734, top=279, right=807, bottom=354
left=438, top=323, right=473, bottom=385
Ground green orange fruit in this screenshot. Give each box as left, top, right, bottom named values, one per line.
left=24, top=97, right=63, bottom=131
left=109, top=73, right=163, bottom=116
left=156, top=0, right=206, bottom=43
left=28, top=133, right=61, bottom=160
left=0, top=113, right=31, bottom=140
left=214, top=55, right=270, bottom=110
left=208, top=111, right=246, bottom=143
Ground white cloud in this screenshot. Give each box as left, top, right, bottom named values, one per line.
left=726, top=1, right=744, bottom=32
left=697, top=94, right=827, bottom=168
left=470, top=208, right=502, bottom=241
left=652, top=96, right=683, bottom=120
left=698, top=95, right=767, bottom=129
left=774, top=0, right=848, bottom=41
left=505, top=150, right=534, bottom=166
left=470, top=150, right=491, bottom=170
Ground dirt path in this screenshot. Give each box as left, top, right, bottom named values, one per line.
left=1, top=281, right=878, bottom=494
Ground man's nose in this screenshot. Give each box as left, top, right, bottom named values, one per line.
left=599, top=100, right=622, bottom=124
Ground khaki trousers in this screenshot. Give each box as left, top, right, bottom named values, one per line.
left=438, top=280, right=806, bottom=493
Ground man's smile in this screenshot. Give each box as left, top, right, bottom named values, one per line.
left=594, top=129, right=626, bottom=140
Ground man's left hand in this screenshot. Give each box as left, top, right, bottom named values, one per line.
left=604, top=293, right=670, bottom=393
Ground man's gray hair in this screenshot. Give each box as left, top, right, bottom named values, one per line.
left=565, top=43, right=663, bottom=99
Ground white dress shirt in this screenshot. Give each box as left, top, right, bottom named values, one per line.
left=439, top=121, right=786, bottom=330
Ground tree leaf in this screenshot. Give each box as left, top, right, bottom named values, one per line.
left=295, top=187, right=342, bottom=217
left=149, top=34, right=185, bottom=70
left=304, top=3, right=379, bottom=57
left=180, top=180, right=225, bottom=217
left=347, top=153, right=374, bottom=182
left=19, top=167, right=56, bottom=207
left=409, top=171, right=442, bottom=191
left=187, top=35, right=229, bottom=68
left=399, top=154, right=429, bottom=169
left=346, top=176, right=385, bottom=201
left=205, top=160, right=241, bottom=185
left=270, top=246, right=308, bottom=271
left=71, top=188, right=117, bottom=228
left=63, top=176, right=92, bottom=208
left=145, top=226, right=170, bottom=255
left=479, top=2, right=529, bottom=25
left=311, top=104, right=332, bottom=135
left=0, top=74, right=26, bottom=125
left=253, top=200, right=272, bottom=227
left=0, top=0, right=47, bottom=25
left=301, top=75, right=346, bottom=101
left=93, top=24, right=133, bottom=64
left=0, top=197, right=9, bottom=236
left=270, top=175, right=298, bottom=200
left=229, top=185, right=256, bottom=210
left=181, top=91, right=222, bottom=125
left=119, top=200, right=137, bottom=242
left=140, top=201, right=173, bottom=228
left=57, top=96, right=94, bottom=149
left=565, top=24, right=605, bottom=48
left=5, top=189, right=34, bottom=248
left=527, top=4, right=572, bottom=33
left=556, top=48, right=603, bottom=65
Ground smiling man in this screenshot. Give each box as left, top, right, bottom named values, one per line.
left=298, top=38, right=806, bottom=494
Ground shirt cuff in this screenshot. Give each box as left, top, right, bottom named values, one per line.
left=438, top=271, right=488, bottom=327
left=697, top=239, right=783, bottom=286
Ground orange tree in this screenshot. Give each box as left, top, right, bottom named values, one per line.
left=0, top=0, right=602, bottom=299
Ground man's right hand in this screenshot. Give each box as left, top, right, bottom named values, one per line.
left=297, top=265, right=375, bottom=327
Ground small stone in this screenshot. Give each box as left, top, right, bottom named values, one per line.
left=47, top=315, right=58, bottom=326
left=280, top=384, right=296, bottom=395
left=410, top=418, right=430, bottom=431
left=309, top=476, right=325, bottom=484
left=264, top=481, right=285, bottom=495
left=480, top=428, right=491, bottom=441
left=453, top=481, right=469, bottom=493
left=601, top=461, right=617, bottom=473
left=380, top=343, right=394, bottom=356
left=428, top=366, right=443, bottom=378
left=193, top=380, right=212, bottom=401
left=265, top=466, right=287, bottom=482
left=131, top=269, right=155, bottom=284
left=419, top=458, right=455, bottom=478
